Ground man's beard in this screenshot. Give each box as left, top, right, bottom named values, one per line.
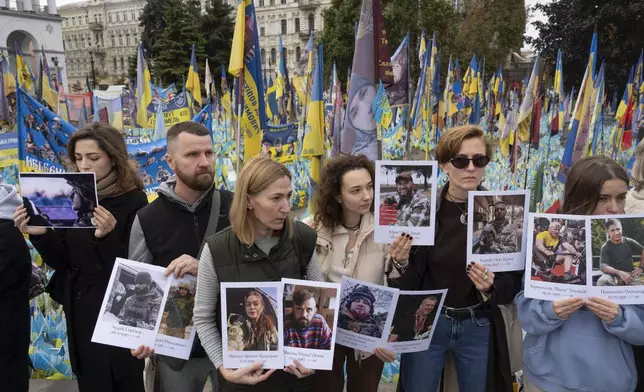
left=295, top=315, right=310, bottom=329
left=175, top=166, right=214, bottom=192
left=135, top=286, right=148, bottom=295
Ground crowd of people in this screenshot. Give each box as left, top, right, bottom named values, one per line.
left=2, top=120, right=644, bottom=392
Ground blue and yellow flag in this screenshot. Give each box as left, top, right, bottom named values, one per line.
left=186, top=44, right=202, bottom=105
left=230, top=0, right=266, bottom=162
left=517, top=54, right=539, bottom=142
left=14, top=42, right=35, bottom=92
left=302, top=45, right=324, bottom=214
left=551, top=49, right=564, bottom=134
left=136, top=44, right=152, bottom=127
left=17, top=87, right=75, bottom=172
left=372, top=81, right=393, bottom=131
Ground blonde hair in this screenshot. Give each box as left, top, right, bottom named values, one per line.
left=632, top=142, right=644, bottom=191
left=230, top=156, right=293, bottom=245
left=435, top=125, right=493, bottom=164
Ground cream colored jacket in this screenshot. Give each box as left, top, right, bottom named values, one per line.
left=626, top=188, right=644, bottom=214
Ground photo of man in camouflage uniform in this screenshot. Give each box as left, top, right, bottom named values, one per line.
left=159, top=282, right=195, bottom=339
left=383, top=172, right=432, bottom=227
left=117, top=271, right=162, bottom=331
left=475, top=200, right=519, bottom=254
left=160, top=282, right=195, bottom=339
left=338, top=285, right=383, bottom=338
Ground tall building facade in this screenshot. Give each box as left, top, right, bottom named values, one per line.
left=0, top=0, right=67, bottom=90
left=59, top=0, right=145, bottom=92
left=253, top=0, right=331, bottom=78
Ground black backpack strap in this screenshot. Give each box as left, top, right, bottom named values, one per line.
left=293, top=221, right=317, bottom=280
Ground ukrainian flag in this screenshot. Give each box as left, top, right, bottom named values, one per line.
left=302, top=45, right=324, bottom=214
left=14, top=42, right=35, bottom=92
left=186, top=44, right=202, bottom=106
left=136, top=44, right=152, bottom=127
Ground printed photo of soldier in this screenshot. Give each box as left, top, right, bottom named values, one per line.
left=387, top=292, right=445, bottom=343
left=158, top=278, right=196, bottom=339
left=471, top=194, right=525, bottom=255
left=337, top=283, right=395, bottom=339
left=591, top=217, right=644, bottom=287
left=379, top=164, right=434, bottom=227
left=102, top=263, right=165, bottom=331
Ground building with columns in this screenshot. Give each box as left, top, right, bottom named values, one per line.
left=0, top=0, right=67, bottom=91
left=59, top=0, right=145, bottom=92
left=252, top=0, right=332, bottom=78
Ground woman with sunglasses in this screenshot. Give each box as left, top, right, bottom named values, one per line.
left=516, top=156, right=644, bottom=392
left=397, top=125, right=521, bottom=392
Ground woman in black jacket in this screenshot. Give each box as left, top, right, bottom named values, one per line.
left=395, top=125, right=521, bottom=392
left=13, top=123, right=148, bottom=392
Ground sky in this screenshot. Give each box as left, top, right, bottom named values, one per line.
left=52, top=0, right=549, bottom=49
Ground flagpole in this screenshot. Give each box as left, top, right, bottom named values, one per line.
left=236, top=73, right=244, bottom=174
left=523, top=95, right=539, bottom=189
left=405, top=35, right=412, bottom=160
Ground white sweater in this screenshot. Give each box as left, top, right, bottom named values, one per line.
left=626, top=188, right=644, bottom=214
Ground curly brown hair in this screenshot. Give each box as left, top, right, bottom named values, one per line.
left=313, top=155, right=375, bottom=230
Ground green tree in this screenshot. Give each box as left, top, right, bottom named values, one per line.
left=151, top=0, right=207, bottom=90
left=202, top=0, right=235, bottom=88
left=529, top=0, right=644, bottom=95
left=140, top=0, right=171, bottom=58
left=320, top=0, right=524, bottom=86
left=127, top=55, right=137, bottom=81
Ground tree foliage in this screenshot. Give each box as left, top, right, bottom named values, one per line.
left=150, top=0, right=206, bottom=89
left=320, top=0, right=525, bottom=85
left=139, top=0, right=234, bottom=91
left=529, top=0, right=644, bottom=95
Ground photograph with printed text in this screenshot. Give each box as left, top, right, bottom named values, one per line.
left=283, top=283, right=338, bottom=350
left=530, top=216, right=587, bottom=286
left=374, top=160, right=437, bottom=245
left=388, top=291, right=445, bottom=343
left=471, top=194, right=526, bottom=255
left=102, top=262, right=166, bottom=331
left=338, top=282, right=394, bottom=340
left=225, top=287, right=280, bottom=352
left=590, top=216, right=644, bottom=287
left=19, top=172, right=98, bottom=228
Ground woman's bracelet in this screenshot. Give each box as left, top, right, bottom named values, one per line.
left=391, top=257, right=408, bottom=272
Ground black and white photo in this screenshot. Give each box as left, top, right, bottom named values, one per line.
left=220, top=282, right=284, bottom=369
left=336, top=276, right=399, bottom=352
left=467, top=190, right=529, bottom=272
left=92, top=258, right=170, bottom=350
left=374, top=160, right=437, bottom=245
left=19, top=172, right=98, bottom=228
left=524, top=214, right=591, bottom=301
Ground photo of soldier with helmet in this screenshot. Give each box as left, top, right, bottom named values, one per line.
left=158, top=278, right=196, bottom=339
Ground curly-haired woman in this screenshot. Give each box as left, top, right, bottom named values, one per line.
left=305, top=154, right=412, bottom=392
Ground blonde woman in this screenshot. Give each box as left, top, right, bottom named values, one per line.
left=305, top=154, right=412, bottom=392
left=193, top=157, right=321, bottom=392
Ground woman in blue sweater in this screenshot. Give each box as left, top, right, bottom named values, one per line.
left=516, top=156, right=644, bottom=392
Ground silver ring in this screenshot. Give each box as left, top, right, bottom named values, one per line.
left=483, top=273, right=489, bottom=281
left=484, top=268, right=489, bottom=274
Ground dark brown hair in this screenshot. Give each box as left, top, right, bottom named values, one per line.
left=313, top=154, right=375, bottom=230
left=561, top=156, right=628, bottom=215
left=67, top=123, right=143, bottom=192
left=293, top=289, right=316, bottom=307
left=166, top=121, right=210, bottom=147
left=435, top=125, right=493, bottom=164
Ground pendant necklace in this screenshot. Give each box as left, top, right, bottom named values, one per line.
left=447, top=191, right=468, bottom=225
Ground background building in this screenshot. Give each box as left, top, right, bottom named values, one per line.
left=59, top=0, right=145, bottom=91
left=253, top=0, right=331, bottom=78
left=0, top=0, right=67, bottom=90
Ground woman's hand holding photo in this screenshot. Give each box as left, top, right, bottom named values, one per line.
left=466, top=262, right=494, bottom=293
left=284, top=359, right=315, bottom=378
left=12, top=205, right=47, bottom=236
left=219, top=362, right=276, bottom=385
left=93, top=206, right=117, bottom=238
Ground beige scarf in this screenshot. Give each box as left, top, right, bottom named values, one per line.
left=96, top=170, right=135, bottom=200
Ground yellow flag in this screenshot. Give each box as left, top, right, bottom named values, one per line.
left=228, top=2, right=246, bottom=77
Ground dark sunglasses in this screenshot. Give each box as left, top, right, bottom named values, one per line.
left=450, top=154, right=490, bottom=169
